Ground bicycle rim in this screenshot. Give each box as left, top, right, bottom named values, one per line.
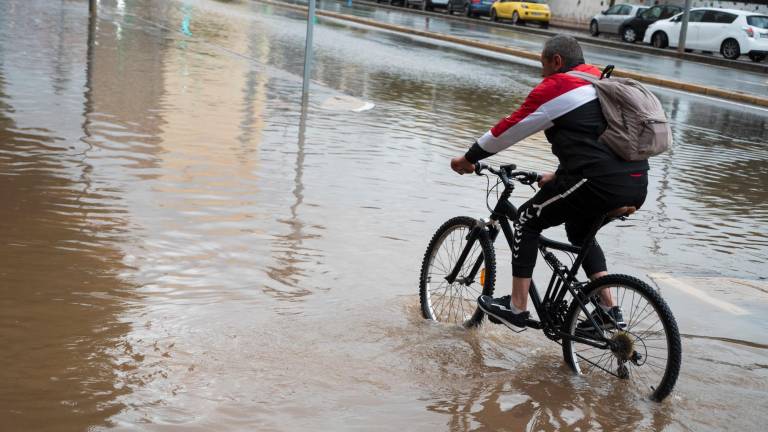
left=421, top=218, right=495, bottom=327
left=564, top=277, right=680, bottom=401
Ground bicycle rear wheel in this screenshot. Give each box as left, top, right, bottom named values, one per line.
left=562, top=274, right=681, bottom=401
left=419, top=216, right=496, bottom=327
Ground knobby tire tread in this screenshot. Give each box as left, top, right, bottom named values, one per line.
left=419, top=216, right=496, bottom=327
left=561, top=274, right=681, bottom=402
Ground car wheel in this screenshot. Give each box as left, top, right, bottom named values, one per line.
left=490, top=8, right=498, bottom=22
left=590, top=20, right=599, bottom=36
left=512, top=11, right=522, bottom=25
left=748, top=52, right=767, bottom=63
left=621, top=26, right=637, bottom=43
left=721, top=38, right=741, bottom=60
left=652, top=31, right=668, bottom=49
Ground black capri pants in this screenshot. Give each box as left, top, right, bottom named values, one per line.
left=511, top=171, right=648, bottom=278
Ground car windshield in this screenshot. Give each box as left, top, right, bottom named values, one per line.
left=642, top=7, right=662, bottom=19
left=747, top=15, right=768, bottom=29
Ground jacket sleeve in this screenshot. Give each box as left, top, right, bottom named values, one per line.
left=465, top=79, right=557, bottom=163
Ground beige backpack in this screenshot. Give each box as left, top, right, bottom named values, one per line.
left=568, top=66, right=672, bottom=161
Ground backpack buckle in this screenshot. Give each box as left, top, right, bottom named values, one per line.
left=601, top=65, right=615, bottom=79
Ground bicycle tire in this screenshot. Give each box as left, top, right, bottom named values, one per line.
left=419, top=216, right=496, bottom=327
left=561, top=274, right=681, bottom=401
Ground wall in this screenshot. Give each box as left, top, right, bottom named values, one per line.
left=682, top=1, right=768, bottom=13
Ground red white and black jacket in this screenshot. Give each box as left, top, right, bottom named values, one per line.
left=465, top=64, right=648, bottom=177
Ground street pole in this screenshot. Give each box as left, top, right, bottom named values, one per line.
left=89, top=0, right=96, bottom=15
left=677, top=0, right=692, bottom=55
left=302, top=0, right=316, bottom=99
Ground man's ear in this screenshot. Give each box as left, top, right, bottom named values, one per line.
left=554, top=54, right=564, bottom=70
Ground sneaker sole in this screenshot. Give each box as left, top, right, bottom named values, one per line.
left=478, top=302, right=526, bottom=331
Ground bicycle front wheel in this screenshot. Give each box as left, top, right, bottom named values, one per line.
left=419, top=216, right=496, bottom=328
left=562, top=274, right=682, bottom=401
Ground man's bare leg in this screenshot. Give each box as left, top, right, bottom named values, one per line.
left=511, top=277, right=530, bottom=311
left=589, top=271, right=614, bottom=307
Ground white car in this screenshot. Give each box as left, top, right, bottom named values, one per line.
left=589, top=3, right=648, bottom=37
left=642, top=8, right=768, bottom=62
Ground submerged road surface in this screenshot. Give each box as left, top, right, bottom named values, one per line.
left=297, top=0, right=768, bottom=97
left=1, top=0, right=767, bottom=430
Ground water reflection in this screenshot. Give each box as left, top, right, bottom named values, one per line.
left=401, top=321, right=676, bottom=431
left=0, top=12, right=134, bottom=429
left=2, top=0, right=767, bottom=430
left=264, top=95, right=317, bottom=302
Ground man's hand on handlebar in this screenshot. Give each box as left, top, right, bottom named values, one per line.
left=450, top=156, right=475, bottom=175
left=538, top=172, right=555, bottom=187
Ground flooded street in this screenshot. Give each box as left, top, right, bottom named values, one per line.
left=1, top=0, right=767, bottom=430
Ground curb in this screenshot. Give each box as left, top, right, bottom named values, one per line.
left=344, top=0, right=768, bottom=75
left=259, top=0, right=768, bottom=107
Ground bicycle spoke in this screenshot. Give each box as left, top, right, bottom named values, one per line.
left=465, top=283, right=482, bottom=297
left=576, top=351, right=619, bottom=378
left=626, top=301, right=652, bottom=330
left=566, top=279, right=680, bottom=401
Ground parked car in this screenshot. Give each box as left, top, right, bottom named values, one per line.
left=643, top=8, right=768, bottom=62
left=403, top=0, right=449, bottom=11
left=490, top=0, right=551, bottom=28
left=375, top=0, right=407, bottom=6
left=619, top=4, right=682, bottom=43
left=590, top=3, right=648, bottom=37
left=447, top=0, right=495, bottom=18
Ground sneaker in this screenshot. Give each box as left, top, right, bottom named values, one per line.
left=577, top=305, right=626, bottom=332
left=478, top=295, right=529, bottom=330
left=487, top=295, right=509, bottom=324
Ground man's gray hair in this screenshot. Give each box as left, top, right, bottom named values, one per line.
left=542, top=35, right=585, bottom=71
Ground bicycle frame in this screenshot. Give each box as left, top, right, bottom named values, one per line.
left=445, top=175, right=612, bottom=349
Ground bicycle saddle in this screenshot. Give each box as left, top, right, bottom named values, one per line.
left=606, top=206, right=637, bottom=218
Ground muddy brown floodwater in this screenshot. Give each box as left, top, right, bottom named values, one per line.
left=1, top=0, right=767, bottom=431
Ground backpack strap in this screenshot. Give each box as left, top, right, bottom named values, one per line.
left=566, top=70, right=600, bottom=84
left=600, top=65, right=615, bottom=79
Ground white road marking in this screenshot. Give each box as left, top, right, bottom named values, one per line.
left=649, top=273, right=750, bottom=316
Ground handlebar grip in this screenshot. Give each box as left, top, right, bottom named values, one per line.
left=474, top=162, right=489, bottom=175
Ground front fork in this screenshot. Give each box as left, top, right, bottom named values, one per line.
left=444, top=219, right=497, bottom=285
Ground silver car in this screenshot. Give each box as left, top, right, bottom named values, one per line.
left=590, top=3, right=648, bottom=36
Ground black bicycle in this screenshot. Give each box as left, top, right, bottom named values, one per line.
left=418, top=162, right=681, bottom=401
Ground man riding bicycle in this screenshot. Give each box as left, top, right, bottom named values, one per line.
left=450, top=35, right=648, bottom=330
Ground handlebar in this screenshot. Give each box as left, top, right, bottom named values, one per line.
left=474, top=162, right=542, bottom=187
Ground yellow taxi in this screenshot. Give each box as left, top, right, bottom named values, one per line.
left=490, top=0, right=551, bottom=28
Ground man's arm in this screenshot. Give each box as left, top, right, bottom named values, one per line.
left=464, top=80, right=557, bottom=164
